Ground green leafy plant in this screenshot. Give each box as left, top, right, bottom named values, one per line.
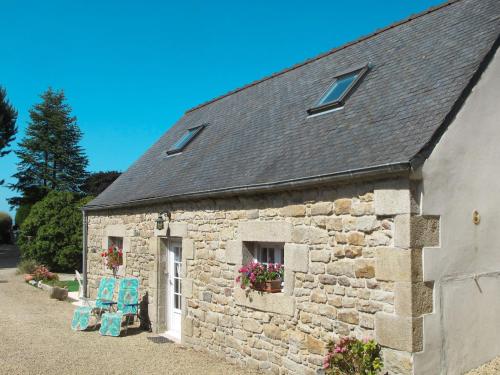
left=324, top=337, right=383, bottom=375
left=17, top=191, right=92, bottom=271
left=236, top=261, right=284, bottom=289
left=0, top=86, right=17, bottom=161
left=80, top=170, right=121, bottom=196
left=17, top=258, right=38, bottom=275
left=0, top=211, right=12, bottom=244
left=9, top=88, right=88, bottom=207
left=101, top=244, right=123, bottom=276
left=15, top=204, right=32, bottom=228
left=32, top=265, right=58, bottom=281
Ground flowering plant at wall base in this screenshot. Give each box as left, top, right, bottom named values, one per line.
left=236, top=261, right=284, bottom=293
left=323, top=337, right=384, bottom=375
left=24, top=264, right=58, bottom=282
left=101, top=245, right=123, bottom=276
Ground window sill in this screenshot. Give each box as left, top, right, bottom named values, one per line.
left=306, top=105, right=344, bottom=118
left=103, top=266, right=125, bottom=277
left=307, top=101, right=343, bottom=116
left=234, top=288, right=295, bottom=316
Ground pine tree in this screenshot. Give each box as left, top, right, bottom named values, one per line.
left=0, top=86, right=18, bottom=184
left=9, top=88, right=88, bottom=206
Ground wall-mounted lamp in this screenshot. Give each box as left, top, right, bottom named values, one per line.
left=155, top=211, right=171, bottom=231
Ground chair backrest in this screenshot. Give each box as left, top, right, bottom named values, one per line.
left=117, top=277, right=139, bottom=314
left=96, top=277, right=116, bottom=301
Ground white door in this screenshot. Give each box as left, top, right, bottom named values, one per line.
left=167, top=239, right=182, bottom=338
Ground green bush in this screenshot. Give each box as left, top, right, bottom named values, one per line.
left=15, top=204, right=32, bottom=228
left=324, top=337, right=383, bottom=375
left=17, top=191, right=92, bottom=272
left=0, top=211, right=12, bottom=244
left=17, top=258, right=38, bottom=275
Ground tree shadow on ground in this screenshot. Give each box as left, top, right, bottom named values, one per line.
left=0, top=244, right=20, bottom=270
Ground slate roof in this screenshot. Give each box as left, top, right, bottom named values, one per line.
left=86, top=0, right=500, bottom=210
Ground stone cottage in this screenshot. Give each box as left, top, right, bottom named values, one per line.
left=83, top=0, right=500, bottom=373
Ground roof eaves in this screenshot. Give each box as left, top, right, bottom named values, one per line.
left=83, top=161, right=411, bottom=211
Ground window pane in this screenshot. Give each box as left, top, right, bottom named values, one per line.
left=175, top=263, right=181, bottom=278
left=167, top=125, right=205, bottom=154
left=268, top=248, right=275, bottom=263
left=174, top=247, right=182, bottom=262
left=258, top=248, right=265, bottom=263
left=251, top=244, right=285, bottom=265
left=172, top=129, right=195, bottom=150
left=319, top=72, right=358, bottom=105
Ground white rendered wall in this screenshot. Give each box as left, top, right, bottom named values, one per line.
left=414, top=49, right=500, bottom=374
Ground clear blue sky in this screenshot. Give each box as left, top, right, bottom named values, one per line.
left=0, top=0, right=443, bottom=216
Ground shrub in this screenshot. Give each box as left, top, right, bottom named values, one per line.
left=324, top=337, right=383, bottom=375
left=17, top=258, right=38, bottom=275
left=17, top=191, right=93, bottom=272
left=32, top=264, right=58, bottom=281
left=80, top=171, right=121, bottom=196
left=0, top=211, right=12, bottom=244
left=15, top=204, right=32, bottom=228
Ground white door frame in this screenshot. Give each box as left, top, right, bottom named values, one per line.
left=165, top=238, right=182, bottom=341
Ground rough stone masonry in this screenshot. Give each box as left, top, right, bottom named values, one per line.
left=86, top=177, right=439, bottom=375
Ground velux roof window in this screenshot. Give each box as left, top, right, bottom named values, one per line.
left=307, top=65, right=369, bottom=116
left=166, top=124, right=206, bottom=155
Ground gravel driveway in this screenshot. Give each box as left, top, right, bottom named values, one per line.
left=3, top=244, right=498, bottom=375
left=0, top=245, right=254, bottom=375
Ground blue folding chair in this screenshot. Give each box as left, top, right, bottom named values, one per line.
left=99, top=278, right=139, bottom=337
left=71, top=277, right=116, bottom=331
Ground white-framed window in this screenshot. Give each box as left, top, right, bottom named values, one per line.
left=251, top=242, right=284, bottom=266
left=106, top=236, right=125, bottom=275
left=108, top=236, right=123, bottom=250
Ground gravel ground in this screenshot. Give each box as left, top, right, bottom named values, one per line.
left=5, top=244, right=498, bottom=375
left=465, top=357, right=500, bottom=375
left=0, top=245, right=255, bottom=375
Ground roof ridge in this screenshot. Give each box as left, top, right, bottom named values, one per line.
left=185, top=0, right=462, bottom=114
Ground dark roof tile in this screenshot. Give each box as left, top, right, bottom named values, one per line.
left=87, top=0, right=500, bottom=209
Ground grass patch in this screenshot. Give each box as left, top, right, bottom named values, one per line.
left=43, top=279, right=79, bottom=292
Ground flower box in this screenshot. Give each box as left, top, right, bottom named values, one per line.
left=101, top=245, right=123, bottom=277
left=236, top=261, right=284, bottom=294
left=252, top=279, right=282, bottom=293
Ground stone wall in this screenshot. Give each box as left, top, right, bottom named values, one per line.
left=86, top=178, right=427, bottom=374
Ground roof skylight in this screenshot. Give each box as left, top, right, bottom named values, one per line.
left=308, top=65, right=369, bottom=115
left=166, top=124, right=206, bottom=155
